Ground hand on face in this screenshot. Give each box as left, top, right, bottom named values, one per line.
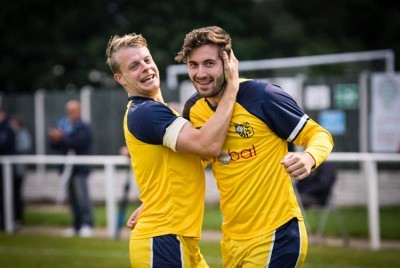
left=222, top=50, right=239, bottom=94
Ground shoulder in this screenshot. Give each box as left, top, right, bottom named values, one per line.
left=238, top=80, right=291, bottom=103
left=127, top=98, right=174, bottom=122
left=182, top=93, right=203, bottom=120
left=76, top=119, right=91, bottom=130
left=237, top=79, right=307, bottom=140
left=126, top=97, right=178, bottom=144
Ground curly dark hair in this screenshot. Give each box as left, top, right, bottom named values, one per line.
left=175, top=26, right=232, bottom=63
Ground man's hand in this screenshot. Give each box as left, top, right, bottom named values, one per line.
left=48, top=128, right=63, bottom=142
left=222, top=50, right=239, bottom=95
left=281, top=152, right=316, bottom=180
left=126, top=204, right=143, bottom=230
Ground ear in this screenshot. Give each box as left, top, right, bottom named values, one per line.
left=114, top=73, right=126, bottom=86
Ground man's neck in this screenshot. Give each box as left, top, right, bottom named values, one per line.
left=126, top=88, right=161, bottom=101
left=206, top=97, right=220, bottom=107
left=206, top=89, right=225, bottom=107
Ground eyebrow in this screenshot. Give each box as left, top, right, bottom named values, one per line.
left=127, top=60, right=139, bottom=69
left=188, top=58, right=216, bottom=64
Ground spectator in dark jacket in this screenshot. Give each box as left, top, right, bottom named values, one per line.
left=10, top=116, right=32, bottom=229
left=48, top=100, right=94, bottom=237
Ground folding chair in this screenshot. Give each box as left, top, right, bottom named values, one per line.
left=294, top=162, right=349, bottom=246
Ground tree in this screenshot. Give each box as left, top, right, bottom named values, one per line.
left=0, top=0, right=399, bottom=92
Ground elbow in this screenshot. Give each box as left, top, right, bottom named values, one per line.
left=201, top=144, right=222, bottom=158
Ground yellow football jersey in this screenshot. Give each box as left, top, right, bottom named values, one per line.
left=124, top=96, right=205, bottom=239
left=184, top=80, right=333, bottom=240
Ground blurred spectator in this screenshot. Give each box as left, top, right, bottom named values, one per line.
left=48, top=100, right=94, bottom=237
left=10, top=116, right=32, bottom=229
left=0, top=107, right=16, bottom=231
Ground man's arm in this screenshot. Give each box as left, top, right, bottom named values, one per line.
left=281, top=119, right=333, bottom=180
left=174, top=51, right=239, bottom=158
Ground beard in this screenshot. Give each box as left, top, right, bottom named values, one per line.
left=195, top=73, right=226, bottom=99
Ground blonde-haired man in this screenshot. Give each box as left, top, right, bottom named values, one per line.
left=106, top=33, right=239, bottom=267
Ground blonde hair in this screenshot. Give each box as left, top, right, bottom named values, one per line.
left=105, top=33, right=147, bottom=74
left=175, top=26, right=232, bottom=63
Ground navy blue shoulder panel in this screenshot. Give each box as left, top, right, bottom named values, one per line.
left=127, top=97, right=177, bottom=144
left=182, top=92, right=202, bottom=120
left=237, top=80, right=306, bottom=140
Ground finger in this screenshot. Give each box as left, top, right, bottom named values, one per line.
left=281, top=153, right=294, bottom=164
left=229, top=49, right=237, bottom=61
left=126, top=212, right=136, bottom=227
left=292, top=170, right=309, bottom=180
left=127, top=217, right=137, bottom=229
left=127, top=215, right=134, bottom=226
left=291, top=164, right=311, bottom=179
left=222, top=51, right=230, bottom=68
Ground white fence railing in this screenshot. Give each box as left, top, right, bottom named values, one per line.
left=0, top=155, right=129, bottom=239
left=1, top=153, right=400, bottom=249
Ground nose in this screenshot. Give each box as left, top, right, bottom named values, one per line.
left=140, top=61, right=150, bottom=71
left=196, top=65, right=207, bottom=78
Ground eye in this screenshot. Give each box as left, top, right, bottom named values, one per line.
left=205, top=61, right=215, bottom=67
left=129, top=63, right=138, bottom=70
left=188, top=62, right=198, bottom=69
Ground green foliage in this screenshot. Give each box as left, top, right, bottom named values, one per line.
left=1, top=0, right=399, bottom=92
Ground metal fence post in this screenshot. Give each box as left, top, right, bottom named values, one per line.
left=2, top=159, right=14, bottom=233
left=363, top=158, right=380, bottom=250
left=80, top=86, right=92, bottom=123
left=104, top=163, right=117, bottom=239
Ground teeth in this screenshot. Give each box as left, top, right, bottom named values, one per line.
left=142, top=75, right=154, bottom=82
left=197, top=80, right=210, bottom=85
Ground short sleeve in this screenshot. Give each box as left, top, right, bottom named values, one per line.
left=127, top=101, right=178, bottom=144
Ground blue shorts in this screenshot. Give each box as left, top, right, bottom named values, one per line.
left=221, top=218, right=308, bottom=267
left=129, top=234, right=209, bottom=267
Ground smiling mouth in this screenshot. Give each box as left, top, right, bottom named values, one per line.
left=141, top=75, right=155, bottom=83
left=196, top=79, right=212, bottom=86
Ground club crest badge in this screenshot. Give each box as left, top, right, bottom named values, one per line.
left=234, top=122, right=254, bottom=138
